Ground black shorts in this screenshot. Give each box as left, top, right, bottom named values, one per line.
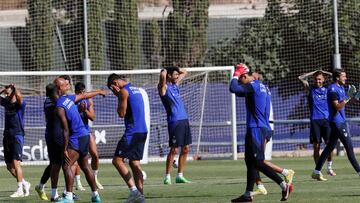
left=68, top=135, right=90, bottom=159
left=46, top=137, right=63, bottom=165
left=310, top=119, right=331, bottom=144
left=245, top=127, right=267, bottom=161
left=3, top=134, right=24, bottom=164
left=168, top=119, right=192, bottom=147
left=114, top=133, right=147, bottom=161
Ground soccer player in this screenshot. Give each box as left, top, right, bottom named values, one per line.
left=35, top=83, right=65, bottom=201
left=0, top=84, right=31, bottom=198
left=229, top=65, right=292, bottom=202
left=54, top=77, right=106, bottom=203
left=75, top=82, right=104, bottom=189
left=158, top=67, right=192, bottom=184
left=312, top=69, right=360, bottom=180
left=250, top=72, right=295, bottom=196
left=107, top=73, right=148, bottom=203
left=298, top=70, right=336, bottom=177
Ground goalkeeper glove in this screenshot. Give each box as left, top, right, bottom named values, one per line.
left=233, top=63, right=249, bottom=78
left=355, top=91, right=360, bottom=100
left=344, top=96, right=351, bottom=103
left=347, top=84, right=357, bottom=97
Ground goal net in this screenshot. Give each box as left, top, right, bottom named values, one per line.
left=0, top=67, right=237, bottom=165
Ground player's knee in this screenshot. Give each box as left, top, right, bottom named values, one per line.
left=169, top=148, right=178, bottom=156
left=91, top=152, right=99, bottom=160
left=181, top=145, right=190, bottom=154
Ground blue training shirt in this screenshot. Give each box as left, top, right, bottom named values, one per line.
left=56, top=95, right=88, bottom=138
left=308, top=85, right=329, bottom=120
left=328, top=83, right=346, bottom=123
left=160, top=82, right=188, bottom=125
left=0, top=97, right=26, bottom=136
left=44, top=97, right=63, bottom=146
left=229, top=79, right=269, bottom=128
left=76, top=99, right=90, bottom=133
left=123, top=83, right=148, bottom=136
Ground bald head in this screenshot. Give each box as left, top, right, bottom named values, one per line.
left=54, top=77, right=68, bottom=96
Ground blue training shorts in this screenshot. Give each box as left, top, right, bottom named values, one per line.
left=3, top=134, right=24, bottom=163
left=245, top=127, right=267, bottom=161
left=114, top=133, right=147, bottom=161
left=168, top=119, right=192, bottom=147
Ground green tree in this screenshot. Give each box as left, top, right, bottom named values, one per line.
left=164, top=0, right=209, bottom=68
left=143, top=19, right=162, bottom=69
left=27, top=0, right=53, bottom=71
left=113, top=0, right=140, bottom=70
left=88, top=0, right=104, bottom=70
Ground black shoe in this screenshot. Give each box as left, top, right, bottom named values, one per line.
left=281, top=183, right=293, bottom=201
left=231, top=195, right=253, bottom=202
left=61, top=192, right=80, bottom=201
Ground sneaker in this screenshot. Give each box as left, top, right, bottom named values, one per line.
left=231, top=195, right=253, bottom=202
left=251, top=187, right=267, bottom=196
left=55, top=197, right=74, bottom=203
left=284, top=169, right=295, bottom=184
left=23, top=181, right=31, bottom=197
left=95, top=177, right=104, bottom=190
left=163, top=176, right=171, bottom=185
left=91, top=194, right=101, bottom=202
left=73, top=193, right=80, bottom=201
left=124, top=190, right=142, bottom=203
left=175, top=176, right=191, bottom=184
left=76, top=183, right=86, bottom=191
left=35, top=185, right=49, bottom=200
left=327, top=169, right=337, bottom=176
left=281, top=183, right=293, bottom=201
left=51, top=196, right=61, bottom=202
left=10, top=190, right=25, bottom=198
left=139, top=194, right=145, bottom=203
left=311, top=171, right=327, bottom=181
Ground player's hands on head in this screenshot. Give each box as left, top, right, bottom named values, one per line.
left=233, top=63, right=249, bottom=78
left=110, top=84, right=121, bottom=95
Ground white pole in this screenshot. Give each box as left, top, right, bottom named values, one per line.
left=83, top=0, right=91, bottom=91
left=195, top=72, right=209, bottom=158
left=332, top=0, right=341, bottom=70
left=230, top=69, right=238, bottom=160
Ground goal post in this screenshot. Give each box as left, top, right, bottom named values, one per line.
left=0, top=66, right=238, bottom=165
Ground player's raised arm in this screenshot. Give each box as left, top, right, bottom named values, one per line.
left=298, top=71, right=318, bottom=90
left=158, top=69, right=167, bottom=96
left=85, top=98, right=95, bottom=121
left=176, top=67, right=187, bottom=85
left=117, top=88, right=129, bottom=118
left=74, top=89, right=108, bottom=103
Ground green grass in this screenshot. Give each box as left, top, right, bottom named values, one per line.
left=1, top=156, right=360, bottom=202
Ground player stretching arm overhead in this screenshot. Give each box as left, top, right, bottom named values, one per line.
left=158, top=67, right=192, bottom=185
left=298, top=70, right=336, bottom=177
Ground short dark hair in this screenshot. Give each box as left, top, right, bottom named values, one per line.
left=332, top=69, right=345, bottom=81
left=107, top=73, right=126, bottom=88
left=59, top=75, right=72, bottom=84
left=46, top=83, right=57, bottom=98
left=166, top=67, right=181, bottom=76
left=75, top=82, right=86, bottom=93
left=313, top=71, right=325, bottom=78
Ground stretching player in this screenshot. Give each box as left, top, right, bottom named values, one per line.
left=75, top=82, right=104, bottom=190
left=312, top=69, right=360, bottom=180
left=299, top=70, right=336, bottom=177
left=250, top=72, right=295, bottom=196
left=229, top=65, right=292, bottom=202
left=58, top=75, right=86, bottom=191
left=35, top=83, right=65, bottom=201
left=54, top=77, right=106, bottom=203
left=158, top=67, right=192, bottom=185
left=107, top=74, right=148, bottom=203
left=0, top=84, right=31, bottom=198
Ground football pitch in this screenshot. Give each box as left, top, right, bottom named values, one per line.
left=1, top=156, right=360, bottom=203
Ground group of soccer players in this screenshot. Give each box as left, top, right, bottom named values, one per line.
left=2, top=65, right=360, bottom=202
left=0, top=68, right=192, bottom=203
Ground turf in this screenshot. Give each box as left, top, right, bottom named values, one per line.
left=1, top=156, right=360, bottom=202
